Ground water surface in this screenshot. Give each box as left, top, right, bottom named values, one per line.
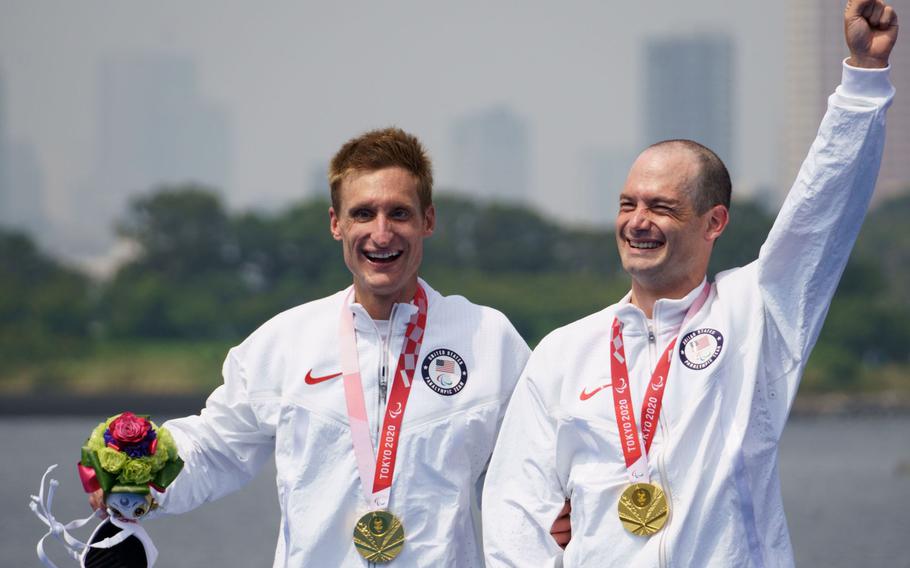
left=5, top=415, right=908, bottom=566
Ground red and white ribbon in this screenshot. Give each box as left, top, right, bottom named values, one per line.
left=610, top=283, right=710, bottom=483
left=339, top=285, right=428, bottom=509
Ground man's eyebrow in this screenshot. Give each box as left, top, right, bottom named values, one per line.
left=618, top=194, right=682, bottom=206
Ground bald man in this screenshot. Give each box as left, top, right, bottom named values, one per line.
left=482, top=1, right=899, bottom=566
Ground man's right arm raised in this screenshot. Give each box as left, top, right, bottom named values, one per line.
left=754, top=0, right=896, bottom=435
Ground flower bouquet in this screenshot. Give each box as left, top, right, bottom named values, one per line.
left=30, top=412, right=183, bottom=568
left=79, top=412, right=183, bottom=518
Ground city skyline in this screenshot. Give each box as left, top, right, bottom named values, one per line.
left=67, top=53, right=232, bottom=256
left=1, top=0, right=906, bottom=268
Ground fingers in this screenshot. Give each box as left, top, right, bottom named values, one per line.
left=849, top=0, right=898, bottom=30
left=844, top=0, right=898, bottom=68
left=878, top=5, right=897, bottom=29
left=88, top=488, right=106, bottom=514
left=550, top=515, right=572, bottom=534
left=847, top=0, right=879, bottom=18
left=551, top=528, right=571, bottom=549
left=549, top=499, right=572, bottom=549
left=870, top=1, right=885, bottom=27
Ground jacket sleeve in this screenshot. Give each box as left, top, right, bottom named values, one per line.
left=489, top=317, right=533, bottom=446
left=475, top=316, right=532, bottom=526
left=756, top=61, right=893, bottom=421
left=482, top=348, right=566, bottom=568
left=153, top=347, right=276, bottom=515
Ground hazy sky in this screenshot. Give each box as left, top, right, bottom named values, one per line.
left=1, top=0, right=806, bottom=261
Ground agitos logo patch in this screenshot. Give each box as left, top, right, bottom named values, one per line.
left=678, top=328, right=724, bottom=370
left=421, top=349, right=468, bottom=396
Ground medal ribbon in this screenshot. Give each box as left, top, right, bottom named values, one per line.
left=610, top=283, right=710, bottom=483
left=339, top=285, right=428, bottom=509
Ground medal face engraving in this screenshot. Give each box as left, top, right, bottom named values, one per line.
left=618, top=483, right=669, bottom=537
left=353, top=510, right=405, bottom=563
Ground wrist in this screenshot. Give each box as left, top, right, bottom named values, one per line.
left=847, top=54, right=889, bottom=69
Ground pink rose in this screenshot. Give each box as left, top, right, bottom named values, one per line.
left=109, top=412, right=151, bottom=445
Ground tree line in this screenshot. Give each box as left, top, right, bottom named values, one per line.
left=2, top=184, right=908, bottom=391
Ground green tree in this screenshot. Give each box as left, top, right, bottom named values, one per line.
left=708, top=198, right=774, bottom=277
left=102, top=186, right=248, bottom=339
left=0, top=228, right=92, bottom=363
left=115, top=185, right=235, bottom=278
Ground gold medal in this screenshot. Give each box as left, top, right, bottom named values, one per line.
left=618, top=483, right=669, bottom=536
left=353, top=510, right=405, bottom=563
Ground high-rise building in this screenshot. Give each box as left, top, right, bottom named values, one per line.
left=451, top=105, right=530, bottom=203
left=75, top=53, right=231, bottom=253
left=2, top=142, right=47, bottom=234
left=644, top=34, right=735, bottom=172
left=783, top=0, right=910, bottom=202
left=0, top=73, right=9, bottom=225
left=0, top=72, right=48, bottom=236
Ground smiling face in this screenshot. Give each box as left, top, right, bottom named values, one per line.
left=330, top=166, right=435, bottom=319
left=616, top=146, right=728, bottom=308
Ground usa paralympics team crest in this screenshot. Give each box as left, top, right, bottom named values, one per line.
left=421, top=349, right=468, bottom=396
left=678, top=328, right=724, bottom=370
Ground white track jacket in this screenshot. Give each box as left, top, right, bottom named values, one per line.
left=482, top=62, right=894, bottom=568
left=156, top=279, right=530, bottom=566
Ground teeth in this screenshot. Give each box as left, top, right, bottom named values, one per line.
left=630, top=241, right=661, bottom=249
left=365, top=250, right=401, bottom=260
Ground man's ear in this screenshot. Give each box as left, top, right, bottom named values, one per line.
left=329, top=207, right=343, bottom=241
left=705, top=204, right=729, bottom=243
left=423, top=204, right=436, bottom=237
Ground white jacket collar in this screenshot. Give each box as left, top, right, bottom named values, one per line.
left=613, top=277, right=709, bottom=335
left=346, top=277, right=434, bottom=333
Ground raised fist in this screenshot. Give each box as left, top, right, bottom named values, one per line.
left=845, top=0, right=899, bottom=68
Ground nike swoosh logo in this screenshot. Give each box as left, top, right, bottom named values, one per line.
left=579, top=382, right=612, bottom=401
left=305, top=370, right=343, bottom=385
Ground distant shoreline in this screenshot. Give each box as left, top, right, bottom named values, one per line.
left=1, top=391, right=909, bottom=418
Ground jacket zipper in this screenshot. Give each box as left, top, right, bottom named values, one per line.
left=647, top=320, right=673, bottom=566
left=370, top=305, right=397, bottom=568
left=376, top=304, right=398, bottom=445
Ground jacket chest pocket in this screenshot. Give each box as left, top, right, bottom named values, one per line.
left=555, top=414, right=628, bottom=493
left=274, top=403, right=354, bottom=485
left=554, top=414, right=633, bottom=547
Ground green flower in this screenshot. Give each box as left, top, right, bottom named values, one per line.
left=150, top=447, right=168, bottom=470
left=98, top=447, right=128, bottom=473
left=157, top=427, right=177, bottom=460
left=119, top=459, right=154, bottom=485
left=87, top=421, right=108, bottom=451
